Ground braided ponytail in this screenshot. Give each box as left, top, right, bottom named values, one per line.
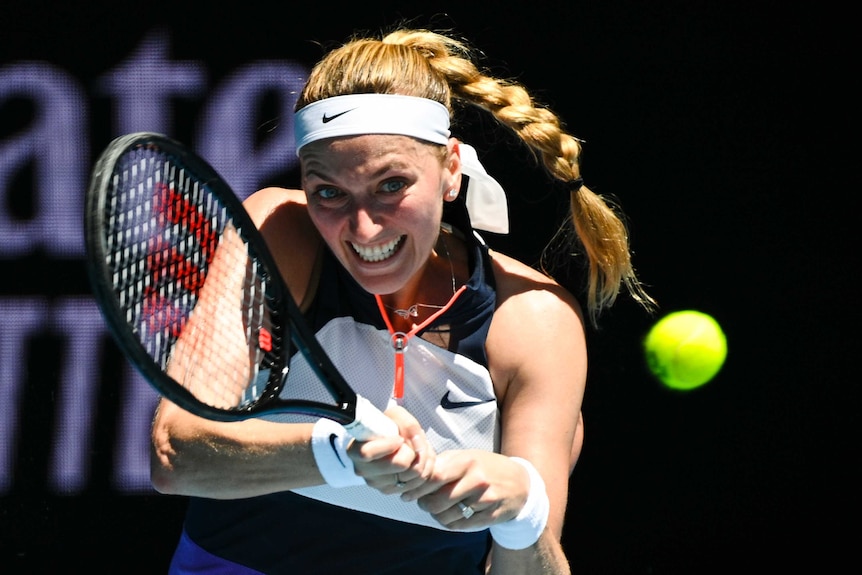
left=398, top=29, right=656, bottom=322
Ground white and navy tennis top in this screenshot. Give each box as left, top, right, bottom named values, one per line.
left=169, top=215, right=501, bottom=574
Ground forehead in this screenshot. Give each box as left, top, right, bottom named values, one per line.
left=300, top=134, right=441, bottom=171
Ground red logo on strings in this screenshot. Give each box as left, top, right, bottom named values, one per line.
left=143, top=182, right=218, bottom=336
left=258, top=328, right=272, bottom=352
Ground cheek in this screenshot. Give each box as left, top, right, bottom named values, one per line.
left=414, top=200, right=445, bottom=231
left=307, top=211, right=342, bottom=245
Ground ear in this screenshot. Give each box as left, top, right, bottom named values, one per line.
left=444, top=138, right=463, bottom=202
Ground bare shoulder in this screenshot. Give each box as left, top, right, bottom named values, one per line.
left=488, top=249, right=582, bottom=313
left=243, top=187, right=322, bottom=307
left=243, top=187, right=308, bottom=225
left=485, top=249, right=587, bottom=399
left=243, top=187, right=316, bottom=254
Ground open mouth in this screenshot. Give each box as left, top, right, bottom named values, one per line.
left=350, top=236, right=404, bottom=262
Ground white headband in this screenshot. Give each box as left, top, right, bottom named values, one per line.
left=294, top=94, right=451, bottom=153
left=293, top=93, right=509, bottom=234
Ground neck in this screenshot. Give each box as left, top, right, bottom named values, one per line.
left=381, top=228, right=461, bottom=321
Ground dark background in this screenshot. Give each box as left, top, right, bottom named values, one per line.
left=1, top=1, right=853, bottom=573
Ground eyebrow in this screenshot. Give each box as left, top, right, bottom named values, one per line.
left=302, top=159, right=414, bottom=183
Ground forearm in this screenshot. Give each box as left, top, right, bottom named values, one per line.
left=487, top=457, right=571, bottom=575
left=488, top=534, right=571, bottom=575
left=150, top=399, right=322, bottom=499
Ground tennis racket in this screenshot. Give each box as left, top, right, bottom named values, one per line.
left=85, top=132, right=397, bottom=440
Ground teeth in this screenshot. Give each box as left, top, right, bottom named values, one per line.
left=351, top=237, right=402, bottom=262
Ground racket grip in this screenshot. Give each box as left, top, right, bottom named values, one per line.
left=343, top=395, right=399, bottom=440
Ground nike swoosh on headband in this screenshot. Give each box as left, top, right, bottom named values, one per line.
left=440, top=390, right=495, bottom=410
left=321, top=109, right=355, bottom=123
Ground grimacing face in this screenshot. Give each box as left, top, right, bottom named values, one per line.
left=300, top=134, right=461, bottom=297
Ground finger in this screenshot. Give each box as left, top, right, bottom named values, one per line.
left=453, top=501, right=478, bottom=522
left=383, top=405, right=437, bottom=480
left=427, top=450, right=461, bottom=477
left=429, top=500, right=484, bottom=528
left=407, top=433, right=435, bottom=476
left=399, top=477, right=445, bottom=501
left=348, top=435, right=409, bottom=462
left=384, top=405, right=426, bottom=442
left=399, top=451, right=463, bottom=502
left=367, top=472, right=410, bottom=495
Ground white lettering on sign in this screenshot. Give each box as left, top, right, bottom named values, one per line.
left=0, top=29, right=308, bottom=494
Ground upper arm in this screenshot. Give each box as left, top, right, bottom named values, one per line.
left=243, top=187, right=322, bottom=308
left=486, top=252, right=587, bottom=539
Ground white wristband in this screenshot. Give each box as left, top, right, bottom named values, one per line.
left=310, top=418, right=366, bottom=488
left=489, top=457, right=550, bottom=550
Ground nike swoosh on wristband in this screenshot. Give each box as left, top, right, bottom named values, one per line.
left=440, top=391, right=495, bottom=410
left=329, top=433, right=348, bottom=468
left=321, top=109, right=355, bottom=123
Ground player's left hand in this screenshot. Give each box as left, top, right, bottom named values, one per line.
left=401, top=449, right=530, bottom=529
left=348, top=405, right=436, bottom=495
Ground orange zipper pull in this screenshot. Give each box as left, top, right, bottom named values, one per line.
left=392, top=332, right=407, bottom=404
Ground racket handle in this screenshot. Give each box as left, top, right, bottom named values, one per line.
left=344, top=395, right=399, bottom=440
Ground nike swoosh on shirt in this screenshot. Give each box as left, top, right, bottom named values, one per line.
left=321, top=109, right=355, bottom=123
left=440, top=391, right=495, bottom=410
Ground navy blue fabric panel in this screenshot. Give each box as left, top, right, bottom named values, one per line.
left=182, top=493, right=491, bottom=574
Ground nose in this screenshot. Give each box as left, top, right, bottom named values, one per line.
left=350, top=204, right=383, bottom=240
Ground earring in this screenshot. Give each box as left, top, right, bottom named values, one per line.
left=447, top=189, right=458, bottom=199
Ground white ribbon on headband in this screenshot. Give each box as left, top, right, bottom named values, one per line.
left=294, top=94, right=509, bottom=234
left=459, top=143, right=509, bottom=234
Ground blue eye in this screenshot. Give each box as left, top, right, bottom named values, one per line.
left=380, top=180, right=406, bottom=194
left=314, top=186, right=341, bottom=201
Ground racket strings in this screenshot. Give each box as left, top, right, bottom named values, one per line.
left=104, top=146, right=283, bottom=411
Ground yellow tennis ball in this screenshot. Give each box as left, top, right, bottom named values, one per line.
left=644, top=310, right=727, bottom=390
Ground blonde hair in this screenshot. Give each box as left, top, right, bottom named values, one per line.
left=296, top=28, right=656, bottom=324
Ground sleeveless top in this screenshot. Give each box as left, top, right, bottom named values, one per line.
left=170, top=218, right=500, bottom=575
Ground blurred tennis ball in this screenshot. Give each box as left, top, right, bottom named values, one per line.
left=643, top=310, right=727, bottom=390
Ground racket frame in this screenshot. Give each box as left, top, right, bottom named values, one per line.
left=85, top=133, right=380, bottom=431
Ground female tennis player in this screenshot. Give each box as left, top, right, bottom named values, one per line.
left=150, top=25, right=654, bottom=574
